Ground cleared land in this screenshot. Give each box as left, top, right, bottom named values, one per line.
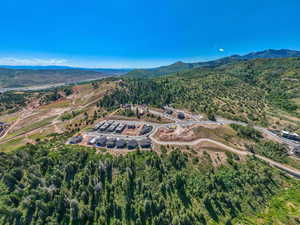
left=153, top=124, right=256, bottom=151
left=0, top=80, right=117, bottom=151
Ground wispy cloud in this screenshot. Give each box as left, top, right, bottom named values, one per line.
left=218, top=48, right=225, bottom=52
left=0, top=57, right=69, bottom=66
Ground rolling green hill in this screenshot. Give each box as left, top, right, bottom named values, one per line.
left=127, top=57, right=242, bottom=78
left=127, top=49, right=300, bottom=78
left=100, top=58, right=300, bottom=124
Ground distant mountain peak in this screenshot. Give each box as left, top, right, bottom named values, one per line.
left=173, top=61, right=185, bottom=65
left=239, top=49, right=300, bottom=59
left=127, top=49, right=300, bottom=78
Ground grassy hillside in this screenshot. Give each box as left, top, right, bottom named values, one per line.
left=100, top=58, right=300, bottom=125
left=0, top=79, right=117, bottom=152
left=127, top=58, right=242, bottom=78
left=0, top=68, right=110, bottom=88
left=0, top=136, right=295, bottom=225
left=235, top=182, right=300, bottom=224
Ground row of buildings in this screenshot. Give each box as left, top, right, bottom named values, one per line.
left=88, top=136, right=151, bottom=149
left=281, top=131, right=300, bottom=142
left=95, top=121, right=127, bottom=133
left=164, top=107, right=185, bottom=119
left=94, top=121, right=153, bottom=136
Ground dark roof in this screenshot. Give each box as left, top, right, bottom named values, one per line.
left=177, top=112, right=185, bottom=119
left=127, top=124, right=136, bottom=129
left=96, top=137, right=107, bottom=144
left=127, top=139, right=138, bottom=149
left=106, top=142, right=116, bottom=148
left=139, top=139, right=151, bottom=148
left=139, top=125, right=153, bottom=135
left=70, top=136, right=83, bottom=144
left=116, top=139, right=126, bottom=148
left=107, top=138, right=117, bottom=142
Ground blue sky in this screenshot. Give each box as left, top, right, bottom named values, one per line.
left=0, top=0, right=300, bottom=68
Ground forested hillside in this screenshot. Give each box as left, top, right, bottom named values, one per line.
left=100, top=58, right=300, bottom=124
left=235, top=49, right=300, bottom=59
left=127, top=49, right=300, bottom=78
left=126, top=57, right=242, bottom=78
left=0, top=135, right=296, bottom=225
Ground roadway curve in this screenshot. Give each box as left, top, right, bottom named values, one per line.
left=149, top=132, right=300, bottom=179
left=86, top=110, right=300, bottom=178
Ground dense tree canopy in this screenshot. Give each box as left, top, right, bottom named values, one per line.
left=0, top=137, right=292, bottom=225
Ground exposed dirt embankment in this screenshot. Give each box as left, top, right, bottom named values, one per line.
left=155, top=124, right=231, bottom=142
left=153, top=124, right=257, bottom=151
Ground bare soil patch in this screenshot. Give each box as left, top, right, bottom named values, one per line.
left=154, top=124, right=254, bottom=151
left=122, top=125, right=143, bottom=136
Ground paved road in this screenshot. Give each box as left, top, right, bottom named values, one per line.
left=149, top=132, right=300, bottom=179
left=216, top=117, right=299, bottom=148
left=89, top=108, right=300, bottom=148
left=86, top=119, right=223, bottom=140
left=84, top=111, right=300, bottom=178
left=88, top=115, right=299, bottom=150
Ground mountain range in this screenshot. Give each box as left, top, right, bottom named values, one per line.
left=127, top=49, right=300, bottom=78
left=0, top=65, right=131, bottom=74
left=1, top=49, right=300, bottom=88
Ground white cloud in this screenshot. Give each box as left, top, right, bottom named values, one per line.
left=218, top=48, right=225, bottom=52
left=0, top=57, right=69, bottom=66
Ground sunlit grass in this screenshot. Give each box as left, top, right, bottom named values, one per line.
left=235, top=182, right=300, bottom=225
